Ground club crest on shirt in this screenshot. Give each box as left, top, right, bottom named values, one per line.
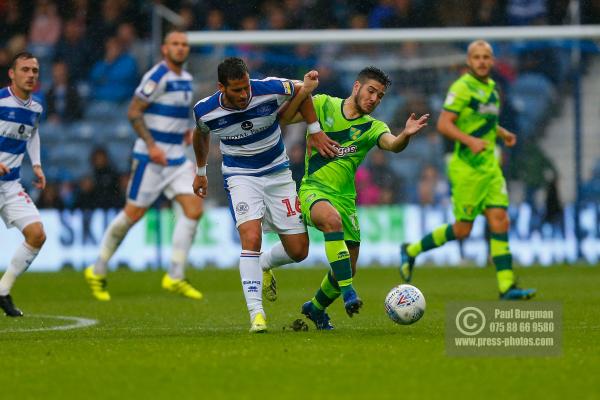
left=444, top=92, right=456, bottom=106
left=236, top=202, right=250, bottom=215
left=282, top=81, right=292, bottom=95
left=142, top=80, right=157, bottom=96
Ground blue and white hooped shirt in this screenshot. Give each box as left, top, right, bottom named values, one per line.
left=0, top=87, right=42, bottom=185
left=193, top=77, right=295, bottom=177
left=133, top=61, right=193, bottom=166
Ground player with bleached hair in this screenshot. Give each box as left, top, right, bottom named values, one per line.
left=0, top=52, right=46, bottom=317
left=400, top=40, right=536, bottom=300
left=192, top=57, right=337, bottom=333
left=85, top=30, right=204, bottom=301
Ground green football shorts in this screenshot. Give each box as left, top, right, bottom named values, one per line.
left=448, top=162, right=509, bottom=222
left=299, top=186, right=361, bottom=243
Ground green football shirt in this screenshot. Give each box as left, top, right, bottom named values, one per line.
left=301, top=94, right=390, bottom=198
left=443, top=73, right=501, bottom=171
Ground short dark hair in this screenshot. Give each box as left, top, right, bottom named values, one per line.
left=218, top=57, right=249, bottom=86
left=10, top=51, right=36, bottom=69
left=357, top=66, right=391, bottom=89
left=163, top=28, right=186, bottom=44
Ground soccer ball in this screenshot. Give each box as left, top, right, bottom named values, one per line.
left=384, top=284, right=426, bottom=325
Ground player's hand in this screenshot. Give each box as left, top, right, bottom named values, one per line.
left=502, top=130, right=517, bottom=147
left=0, top=162, right=9, bottom=176
left=183, top=128, right=193, bottom=146
left=468, top=137, right=487, bottom=154
left=303, top=70, right=319, bottom=93
left=307, top=131, right=339, bottom=158
left=148, top=143, right=168, bottom=166
left=32, top=165, right=46, bottom=190
left=193, top=175, right=208, bottom=198
left=404, top=113, right=430, bottom=136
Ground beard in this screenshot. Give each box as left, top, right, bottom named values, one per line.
left=353, top=89, right=370, bottom=115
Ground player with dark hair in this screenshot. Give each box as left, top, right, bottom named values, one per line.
left=277, top=66, right=429, bottom=329
left=400, top=40, right=536, bottom=300
left=192, top=57, right=337, bottom=332
left=0, top=52, right=46, bottom=316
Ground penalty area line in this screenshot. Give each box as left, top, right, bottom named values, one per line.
left=0, top=314, right=99, bottom=333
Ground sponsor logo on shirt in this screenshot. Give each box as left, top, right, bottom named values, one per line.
left=142, top=80, right=157, bottom=96
left=241, top=121, right=253, bottom=130
left=336, top=145, right=358, bottom=157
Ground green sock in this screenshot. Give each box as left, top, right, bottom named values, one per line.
left=491, top=232, right=515, bottom=293
left=324, top=232, right=353, bottom=295
left=407, top=224, right=456, bottom=257
left=311, top=271, right=341, bottom=310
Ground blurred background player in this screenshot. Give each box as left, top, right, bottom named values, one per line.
left=0, top=52, right=46, bottom=316
left=278, top=66, right=429, bottom=329
left=192, top=57, right=336, bottom=333
left=400, top=40, right=536, bottom=300
left=85, top=30, right=203, bottom=301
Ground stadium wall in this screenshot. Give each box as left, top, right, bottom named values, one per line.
left=1, top=204, right=598, bottom=271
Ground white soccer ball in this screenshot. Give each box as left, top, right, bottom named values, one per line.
left=384, top=284, right=426, bottom=325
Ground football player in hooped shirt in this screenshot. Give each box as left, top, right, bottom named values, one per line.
left=85, top=30, right=204, bottom=301
left=0, top=52, right=46, bottom=317
left=192, top=57, right=337, bottom=332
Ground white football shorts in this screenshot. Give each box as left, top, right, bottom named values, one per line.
left=224, top=168, right=306, bottom=235
left=126, top=158, right=196, bottom=208
left=0, top=181, right=41, bottom=231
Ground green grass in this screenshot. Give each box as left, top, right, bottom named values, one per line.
left=0, top=266, right=598, bottom=399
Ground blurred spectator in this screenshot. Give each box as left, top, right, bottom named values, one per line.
left=0, top=48, right=11, bottom=88
left=89, top=36, right=138, bottom=103
left=417, top=164, right=449, bottom=206
left=356, top=167, right=381, bottom=205
left=74, top=176, right=97, bottom=209
left=37, top=182, right=65, bottom=209
left=46, top=61, right=83, bottom=123
left=88, top=0, right=126, bottom=62
left=28, top=0, right=62, bottom=47
left=90, top=147, right=122, bottom=209
left=510, top=139, right=556, bottom=207
left=1, top=0, right=29, bottom=44
left=472, top=0, right=506, bottom=26
left=54, top=19, right=90, bottom=84
left=368, top=148, right=404, bottom=204
left=314, top=63, right=346, bottom=98
left=116, top=22, right=151, bottom=73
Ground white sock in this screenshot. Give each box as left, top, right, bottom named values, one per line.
left=259, top=241, right=295, bottom=271
left=0, top=242, right=40, bottom=296
left=239, top=250, right=263, bottom=321
left=169, top=214, right=198, bottom=280
left=94, top=211, right=134, bottom=275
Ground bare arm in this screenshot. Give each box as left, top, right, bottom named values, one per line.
left=497, top=125, right=517, bottom=147
left=27, top=129, right=46, bottom=189
left=378, top=113, right=430, bottom=153
left=437, top=110, right=486, bottom=154
left=192, top=120, right=211, bottom=198
left=128, top=97, right=167, bottom=165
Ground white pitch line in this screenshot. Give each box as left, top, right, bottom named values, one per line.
left=0, top=314, right=98, bottom=333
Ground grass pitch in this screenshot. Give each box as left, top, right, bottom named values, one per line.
left=0, top=266, right=598, bottom=399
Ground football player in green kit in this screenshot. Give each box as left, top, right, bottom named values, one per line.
left=277, top=66, right=429, bottom=329
left=400, top=40, right=536, bottom=301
